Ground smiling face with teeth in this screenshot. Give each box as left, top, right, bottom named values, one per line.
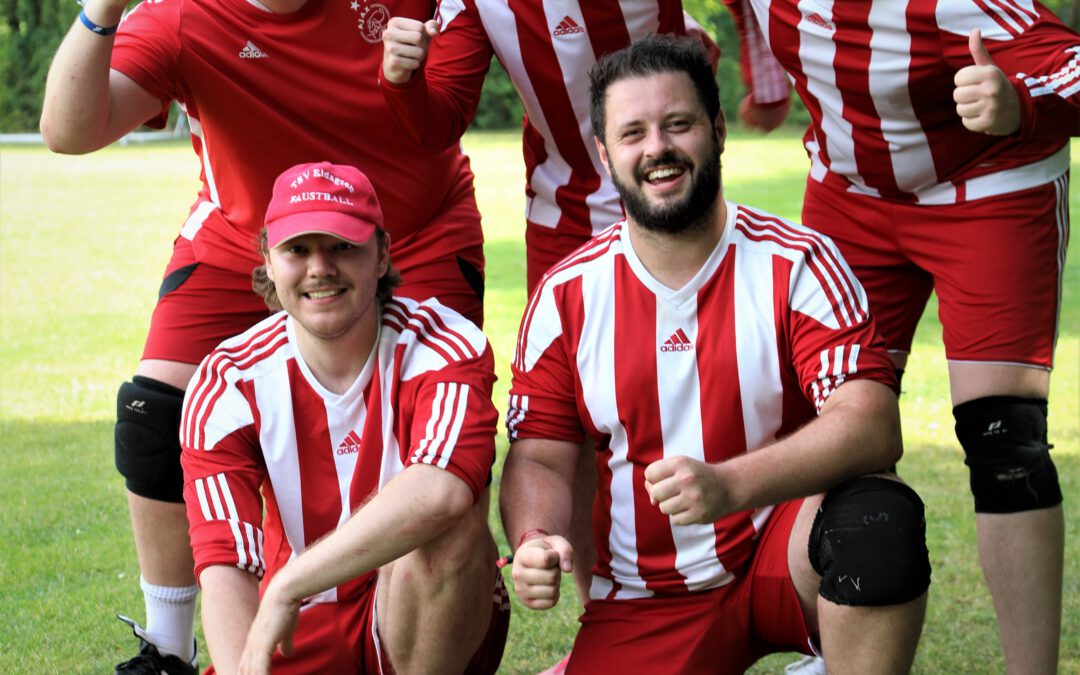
left=596, top=70, right=725, bottom=236
left=265, top=231, right=388, bottom=348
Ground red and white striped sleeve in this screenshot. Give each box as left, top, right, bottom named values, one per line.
left=723, top=0, right=791, bottom=106
left=507, top=278, right=587, bottom=444
left=180, top=354, right=266, bottom=584
left=755, top=216, right=898, bottom=412
left=939, top=1, right=1080, bottom=138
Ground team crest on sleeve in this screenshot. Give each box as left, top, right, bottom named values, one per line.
left=350, top=1, right=391, bottom=44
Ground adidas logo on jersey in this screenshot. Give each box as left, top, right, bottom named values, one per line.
left=660, top=328, right=694, bottom=352
left=336, top=430, right=362, bottom=455
left=553, top=16, right=585, bottom=37
left=239, top=41, right=269, bottom=59
left=804, top=12, right=835, bottom=32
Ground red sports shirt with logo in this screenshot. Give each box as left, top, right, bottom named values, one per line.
left=180, top=297, right=497, bottom=602
left=111, top=0, right=482, bottom=275
left=507, top=203, right=897, bottom=600
left=380, top=0, right=714, bottom=290
left=724, top=0, right=1080, bottom=204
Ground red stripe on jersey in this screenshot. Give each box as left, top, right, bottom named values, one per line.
left=507, top=0, right=599, bottom=232
left=613, top=257, right=685, bottom=594
left=771, top=257, right=816, bottom=439
left=416, top=303, right=479, bottom=360
left=993, top=0, right=1036, bottom=25
left=580, top=3, right=630, bottom=61
left=384, top=304, right=457, bottom=365
left=594, top=439, right=618, bottom=594
left=734, top=211, right=865, bottom=327
left=516, top=226, right=621, bottom=369
left=287, top=358, right=339, bottom=548
left=351, top=364, right=384, bottom=511
left=184, top=318, right=288, bottom=450
left=696, top=254, right=758, bottom=571
left=832, top=1, right=907, bottom=198
left=766, top=0, right=828, bottom=167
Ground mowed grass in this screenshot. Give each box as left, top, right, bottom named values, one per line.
left=0, top=133, right=1076, bottom=673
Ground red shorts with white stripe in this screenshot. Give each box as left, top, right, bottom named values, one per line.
left=205, top=573, right=510, bottom=675
left=566, top=500, right=812, bottom=675
left=142, top=233, right=486, bottom=365
left=803, top=175, right=1070, bottom=368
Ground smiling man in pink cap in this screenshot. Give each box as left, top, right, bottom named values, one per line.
left=179, top=162, right=508, bottom=675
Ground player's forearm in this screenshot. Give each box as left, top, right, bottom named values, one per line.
left=716, top=379, right=902, bottom=511
left=199, top=566, right=260, bottom=675
left=40, top=0, right=127, bottom=153
left=267, top=464, right=475, bottom=604
left=500, top=439, right=578, bottom=549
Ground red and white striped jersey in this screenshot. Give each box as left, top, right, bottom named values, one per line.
left=111, top=0, right=481, bottom=275
left=381, top=1, right=715, bottom=288
left=725, top=0, right=1080, bottom=204
left=180, top=297, right=497, bottom=604
left=507, top=203, right=896, bottom=600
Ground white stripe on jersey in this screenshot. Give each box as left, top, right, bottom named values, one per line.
left=576, top=262, right=649, bottom=599
left=653, top=294, right=729, bottom=592
left=414, top=382, right=470, bottom=469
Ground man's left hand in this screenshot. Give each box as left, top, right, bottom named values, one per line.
left=953, top=29, right=1021, bottom=135
left=237, top=587, right=301, bottom=675
left=644, top=456, right=729, bottom=525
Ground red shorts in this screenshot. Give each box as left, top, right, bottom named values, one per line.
left=142, top=231, right=486, bottom=365
left=803, top=175, right=1069, bottom=368
left=567, top=500, right=812, bottom=675
left=205, top=574, right=509, bottom=675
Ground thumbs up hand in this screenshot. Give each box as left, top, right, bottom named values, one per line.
left=953, top=29, right=1021, bottom=135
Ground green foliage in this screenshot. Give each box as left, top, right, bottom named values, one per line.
left=470, top=57, right=525, bottom=131
left=0, top=0, right=76, bottom=132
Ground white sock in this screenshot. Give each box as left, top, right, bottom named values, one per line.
left=140, top=576, right=198, bottom=662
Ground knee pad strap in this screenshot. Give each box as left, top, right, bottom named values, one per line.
left=954, top=396, right=1062, bottom=514
left=115, top=375, right=186, bottom=503
left=809, top=476, right=931, bottom=606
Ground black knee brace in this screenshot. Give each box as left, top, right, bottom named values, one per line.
left=954, top=396, right=1062, bottom=514
left=115, top=376, right=186, bottom=503
left=809, top=476, right=931, bottom=606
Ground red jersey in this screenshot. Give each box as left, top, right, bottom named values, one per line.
left=725, top=0, right=1080, bottom=204
left=507, top=204, right=896, bottom=600
left=112, top=0, right=481, bottom=274
left=381, top=1, right=708, bottom=280
left=180, top=297, right=498, bottom=603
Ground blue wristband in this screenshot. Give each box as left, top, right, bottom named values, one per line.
left=79, top=9, right=119, bottom=36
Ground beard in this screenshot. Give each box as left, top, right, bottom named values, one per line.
left=609, top=139, right=721, bottom=236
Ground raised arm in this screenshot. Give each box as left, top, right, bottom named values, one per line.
left=40, top=0, right=162, bottom=153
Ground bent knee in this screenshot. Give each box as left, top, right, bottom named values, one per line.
left=809, top=476, right=931, bottom=606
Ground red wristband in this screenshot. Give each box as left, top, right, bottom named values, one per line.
left=516, top=528, right=551, bottom=549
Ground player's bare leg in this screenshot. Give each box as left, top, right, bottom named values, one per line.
left=949, top=362, right=1062, bottom=675
left=377, top=490, right=498, bottom=674
left=118, top=359, right=199, bottom=669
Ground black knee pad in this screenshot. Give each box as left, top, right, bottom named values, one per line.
left=809, top=476, right=931, bottom=606
left=115, top=375, right=186, bottom=503
left=954, top=396, right=1062, bottom=514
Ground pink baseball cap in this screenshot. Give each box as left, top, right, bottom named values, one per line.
left=264, top=161, right=383, bottom=248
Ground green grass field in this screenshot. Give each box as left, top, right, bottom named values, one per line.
left=1, top=132, right=1076, bottom=673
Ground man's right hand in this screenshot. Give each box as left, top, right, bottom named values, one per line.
left=510, top=535, right=574, bottom=610
left=381, top=17, right=438, bottom=85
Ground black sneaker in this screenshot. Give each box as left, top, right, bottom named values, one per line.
left=115, top=615, right=198, bottom=675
